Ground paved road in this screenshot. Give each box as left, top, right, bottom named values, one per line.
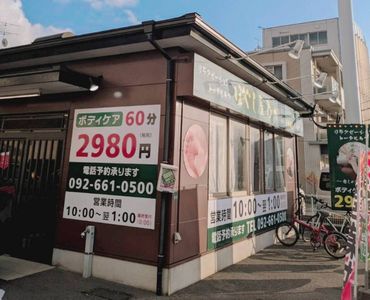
left=0, top=241, right=363, bottom=300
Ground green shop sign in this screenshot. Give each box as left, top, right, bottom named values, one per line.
left=327, top=124, right=366, bottom=210
left=76, top=112, right=123, bottom=127
left=207, top=192, right=287, bottom=250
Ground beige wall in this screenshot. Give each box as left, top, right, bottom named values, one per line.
left=263, top=18, right=341, bottom=59
left=252, top=51, right=301, bottom=92
left=355, top=34, right=370, bottom=124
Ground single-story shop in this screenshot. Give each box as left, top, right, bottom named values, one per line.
left=0, top=13, right=313, bottom=295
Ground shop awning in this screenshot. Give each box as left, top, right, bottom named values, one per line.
left=0, top=66, right=100, bottom=99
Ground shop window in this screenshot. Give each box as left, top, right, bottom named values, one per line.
left=250, top=126, right=261, bottom=193
left=320, top=144, right=329, bottom=170
left=264, top=131, right=274, bottom=191
left=209, top=114, right=227, bottom=195
left=229, top=120, right=246, bottom=192
left=274, top=135, right=285, bottom=191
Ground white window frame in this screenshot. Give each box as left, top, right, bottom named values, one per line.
left=208, top=113, right=228, bottom=199
left=228, top=119, right=248, bottom=197
left=262, top=61, right=287, bottom=81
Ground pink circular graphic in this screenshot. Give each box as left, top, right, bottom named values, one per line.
left=286, top=148, right=294, bottom=179
left=183, top=124, right=208, bottom=178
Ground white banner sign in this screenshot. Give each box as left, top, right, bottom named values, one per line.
left=63, top=105, right=160, bottom=229
left=207, top=192, right=288, bottom=249
left=208, top=192, right=288, bottom=228
left=69, top=105, right=160, bottom=165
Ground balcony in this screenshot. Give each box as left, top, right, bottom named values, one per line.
left=314, top=76, right=343, bottom=113
left=312, top=49, right=341, bottom=75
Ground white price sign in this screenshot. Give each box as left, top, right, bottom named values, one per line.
left=63, top=105, right=160, bottom=229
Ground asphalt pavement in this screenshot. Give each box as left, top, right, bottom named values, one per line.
left=0, top=240, right=364, bottom=300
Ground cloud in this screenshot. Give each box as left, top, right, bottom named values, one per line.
left=85, top=0, right=138, bottom=10
left=124, top=9, right=139, bottom=25
left=85, top=0, right=103, bottom=10
left=52, top=0, right=71, bottom=4
left=0, top=0, right=72, bottom=48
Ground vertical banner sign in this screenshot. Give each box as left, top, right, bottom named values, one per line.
left=341, top=149, right=367, bottom=300
left=327, top=124, right=365, bottom=210
left=63, top=105, right=160, bottom=229
left=358, top=152, right=368, bottom=263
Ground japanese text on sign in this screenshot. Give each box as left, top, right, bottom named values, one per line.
left=207, top=192, right=287, bottom=249
left=63, top=105, right=160, bottom=229
left=327, top=124, right=366, bottom=210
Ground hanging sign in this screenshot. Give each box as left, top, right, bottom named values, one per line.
left=327, top=124, right=366, bottom=210
left=63, top=105, right=160, bottom=229
left=341, top=148, right=368, bottom=300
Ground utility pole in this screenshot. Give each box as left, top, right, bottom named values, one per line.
left=338, top=0, right=362, bottom=123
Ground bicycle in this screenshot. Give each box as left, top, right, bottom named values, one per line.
left=302, top=195, right=350, bottom=242
left=275, top=193, right=348, bottom=259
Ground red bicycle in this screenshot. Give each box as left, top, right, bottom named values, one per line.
left=275, top=193, right=348, bottom=259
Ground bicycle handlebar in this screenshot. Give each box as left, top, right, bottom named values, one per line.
left=309, top=195, right=325, bottom=204
left=298, top=193, right=329, bottom=208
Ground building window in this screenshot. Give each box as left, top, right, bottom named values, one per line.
left=250, top=126, right=261, bottom=193
left=299, top=33, right=309, bottom=46
left=209, top=114, right=227, bottom=195
left=309, top=32, right=319, bottom=45
left=272, top=37, right=280, bottom=48
left=265, top=65, right=283, bottom=80
left=290, top=34, right=299, bottom=42
left=272, top=35, right=289, bottom=47
left=264, top=131, right=274, bottom=191
left=229, top=120, right=246, bottom=192
left=309, top=31, right=327, bottom=45
left=272, top=31, right=326, bottom=48
left=274, top=135, right=285, bottom=191
left=318, top=31, right=328, bottom=44
left=281, top=35, right=289, bottom=45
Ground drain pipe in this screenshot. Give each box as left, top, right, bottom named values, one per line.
left=80, top=225, right=95, bottom=278
left=294, top=135, right=301, bottom=216
left=143, top=21, right=174, bottom=296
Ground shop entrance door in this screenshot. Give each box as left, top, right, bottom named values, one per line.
left=0, top=114, right=67, bottom=264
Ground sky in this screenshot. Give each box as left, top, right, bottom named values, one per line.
left=0, top=0, right=370, bottom=51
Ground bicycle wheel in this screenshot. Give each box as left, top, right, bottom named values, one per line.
left=323, top=232, right=347, bottom=259
left=302, top=214, right=319, bottom=242
left=275, top=222, right=299, bottom=246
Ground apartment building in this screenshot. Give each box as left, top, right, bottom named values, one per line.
left=252, top=18, right=370, bottom=196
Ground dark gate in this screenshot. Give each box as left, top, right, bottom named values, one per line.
left=0, top=113, right=67, bottom=264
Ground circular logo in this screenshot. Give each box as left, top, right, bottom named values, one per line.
left=183, top=124, right=208, bottom=178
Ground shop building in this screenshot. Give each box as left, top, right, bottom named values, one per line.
left=0, top=13, right=312, bottom=295
left=252, top=18, right=370, bottom=195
